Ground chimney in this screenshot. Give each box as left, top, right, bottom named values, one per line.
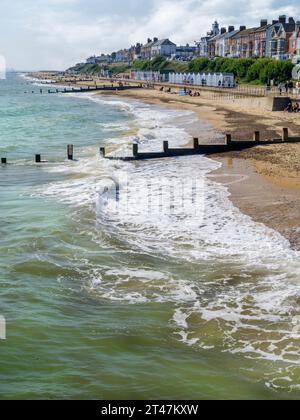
left=260, top=19, right=268, bottom=27
left=289, top=17, right=295, bottom=24
left=239, top=25, right=246, bottom=31
left=221, top=27, right=226, bottom=34
left=153, top=37, right=158, bottom=42
left=272, top=20, right=279, bottom=25
left=228, top=26, right=235, bottom=32
left=279, top=15, right=286, bottom=24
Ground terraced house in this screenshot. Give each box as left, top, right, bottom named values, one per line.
left=266, top=16, right=296, bottom=58
left=289, top=22, right=300, bottom=61
left=253, top=20, right=270, bottom=57
left=207, top=27, right=227, bottom=57
left=230, top=26, right=253, bottom=58
left=215, top=26, right=239, bottom=57
left=140, top=38, right=158, bottom=59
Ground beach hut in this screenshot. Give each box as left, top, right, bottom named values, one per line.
left=195, top=73, right=202, bottom=85
left=211, top=73, right=218, bottom=87
left=206, top=73, right=212, bottom=86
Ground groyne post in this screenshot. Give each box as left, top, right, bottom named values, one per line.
left=163, top=141, right=169, bottom=154
left=193, top=138, right=199, bottom=149
left=282, top=128, right=289, bottom=142
left=133, top=144, right=139, bottom=157
left=35, top=154, right=41, bottom=163
left=100, top=147, right=106, bottom=157
left=1, top=158, right=7, bottom=165
left=226, top=134, right=232, bottom=145
left=67, top=144, right=74, bottom=160
left=253, top=131, right=260, bottom=142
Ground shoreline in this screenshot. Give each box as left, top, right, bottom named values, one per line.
left=95, top=87, right=300, bottom=249
left=27, top=74, right=300, bottom=249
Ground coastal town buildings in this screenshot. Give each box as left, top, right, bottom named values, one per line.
left=196, top=21, right=220, bottom=57
left=140, top=38, right=158, bottom=59
left=85, top=14, right=298, bottom=65
left=174, top=44, right=197, bottom=60
left=115, top=49, right=130, bottom=62
left=86, top=54, right=112, bottom=64
left=129, top=43, right=142, bottom=61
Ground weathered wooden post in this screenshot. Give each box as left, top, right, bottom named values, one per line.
left=67, top=144, right=74, bottom=160
left=35, top=154, right=41, bottom=163
left=1, top=158, right=7, bottom=165
left=133, top=144, right=139, bottom=157
left=282, top=127, right=289, bottom=142
left=163, top=141, right=169, bottom=154
left=100, top=147, right=106, bottom=158
left=253, top=131, right=260, bottom=142
left=193, top=138, right=199, bottom=149
left=226, top=134, right=232, bottom=145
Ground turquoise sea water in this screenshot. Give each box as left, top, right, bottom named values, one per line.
left=0, top=73, right=299, bottom=400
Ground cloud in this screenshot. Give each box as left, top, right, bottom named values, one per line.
left=0, top=0, right=298, bottom=70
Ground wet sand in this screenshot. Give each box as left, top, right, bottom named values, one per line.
left=211, top=158, right=300, bottom=250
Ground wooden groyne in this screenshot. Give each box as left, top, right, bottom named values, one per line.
left=1, top=129, right=299, bottom=167
left=100, top=128, right=300, bottom=161
left=36, top=85, right=143, bottom=95
left=1, top=145, right=75, bottom=166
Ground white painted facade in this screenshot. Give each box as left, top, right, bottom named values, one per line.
left=151, top=39, right=177, bottom=57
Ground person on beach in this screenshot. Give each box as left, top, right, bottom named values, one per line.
left=293, top=102, right=299, bottom=113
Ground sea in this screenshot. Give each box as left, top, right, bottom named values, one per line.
left=0, top=72, right=299, bottom=399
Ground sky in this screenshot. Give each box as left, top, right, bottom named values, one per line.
left=0, top=0, right=298, bottom=70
